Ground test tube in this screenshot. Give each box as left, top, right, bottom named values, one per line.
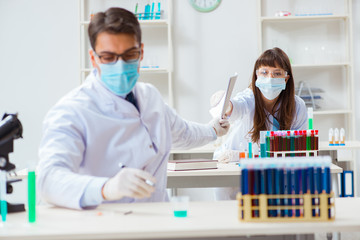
left=270, top=131, right=274, bottom=157
left=303, top=130, right=308, bottom=155
left=0, top=170, right=7, bottom=222
left=248, top=142, right=253, bottom=159
left=306, top=130, right=311, bottom=156
left=155, top=1, right=161, bottom=19
left=315, top=130, right=319, bottom=150
left=260, top=131, right=266, bottom=158
left=294, top=131, right=299, bottom=156
left=328, top=128, right=334, bottom=146
left=144, top=1, right=151, bottom=20
left=334, top=128, right=339, bottom=146
left=281, top=131, right=287, bottom=153
left=308, top=107, right=313, bottom=130
left=290, top=131, right=295, bottom=157
left=266, top=131, right=271, bottom=157
left=340, top=128, right=345, bottom=146
left=151, top=2, right=155, bottom=19
left=28, top=169, right=36, bottom=223
left=285, top=131, right=290, bottom=157
left=134, top=3, right=138, bottom=18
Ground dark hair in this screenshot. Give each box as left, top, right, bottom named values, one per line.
left=249, top=47, right=295, bottom=143
left=88, top=7, right=142, bottom=50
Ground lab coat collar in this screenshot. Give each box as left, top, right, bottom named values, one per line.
left=87, top=69, right=140, bottom=115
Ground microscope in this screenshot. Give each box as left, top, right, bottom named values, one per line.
left=0, top=113, right=25, bottom=213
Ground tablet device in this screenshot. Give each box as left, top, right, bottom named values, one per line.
left=221, top=73, right=238, bottom=119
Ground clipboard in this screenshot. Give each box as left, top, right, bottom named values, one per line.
left=221, top=73, right=238, bottom=119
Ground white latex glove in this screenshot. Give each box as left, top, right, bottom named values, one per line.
left=209, top=90, right=232, bottom=119
left=210, top=117, right=230, bottom=137
left=217, top=150, right=240, bottom=163
left=102, top=168, right=156, bottom=201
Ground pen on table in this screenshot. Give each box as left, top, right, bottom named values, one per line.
left=118, top=163, right=155, bottom=187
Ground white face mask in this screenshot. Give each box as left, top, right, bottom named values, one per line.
left=255, top=77, right=286, bottom=100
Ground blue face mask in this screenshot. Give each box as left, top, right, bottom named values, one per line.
left=255, top=77, right=286, bottom=100
left=99, top=59, right=140, bottom=97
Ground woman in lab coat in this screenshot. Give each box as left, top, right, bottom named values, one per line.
left=213, top=47, right=307, bottom=200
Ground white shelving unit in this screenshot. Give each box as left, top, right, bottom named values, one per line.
left=257, top=0, right=356, bottom=194
left=79, top=0, right=174, bottom=107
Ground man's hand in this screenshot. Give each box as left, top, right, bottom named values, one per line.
left=102, top=168, right=156, bottom=201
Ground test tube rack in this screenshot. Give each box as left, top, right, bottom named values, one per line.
left=237, top=157, right=335, bottom=222
left=237, top=192, right=335, bottom=222
left=264, top=129, right=319, bottom=158
left=135, top=10, right=163, bottom=20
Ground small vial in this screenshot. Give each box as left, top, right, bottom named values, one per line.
left=334, top=128, right=339, bottom=146
left=329, top=128, right=334, bottom=146
left=340, top=128, right=345, bottom=146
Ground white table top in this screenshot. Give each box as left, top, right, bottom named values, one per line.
left=1, top=198, right=360, bottom=240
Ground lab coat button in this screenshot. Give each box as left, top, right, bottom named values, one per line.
left=149, top=144, right=153, bottom=148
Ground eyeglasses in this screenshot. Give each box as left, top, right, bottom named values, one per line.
left=95, top=47, right=141, bottom=64
left=256, top=68, right=287, bottom=78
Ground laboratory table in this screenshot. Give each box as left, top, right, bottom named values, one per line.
left=1, top=198, right=359, bottom=240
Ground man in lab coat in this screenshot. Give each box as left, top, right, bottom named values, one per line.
left=37, top=7, right=229, bottom=209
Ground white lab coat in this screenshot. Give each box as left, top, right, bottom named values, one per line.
left=37, top=70, right=216, bottom=209
left=213, top=88, right=307, bottom=200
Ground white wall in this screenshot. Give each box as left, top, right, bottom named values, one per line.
left=172, top=0, right=257, bottom=124
left=0, top=0, right=359, bottom=201
left=352, top=0, right=360, bottom=194
left=0, top=0, right=79, bottom=170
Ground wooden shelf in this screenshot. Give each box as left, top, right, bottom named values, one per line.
left=261, top=15, right=348, bottom=22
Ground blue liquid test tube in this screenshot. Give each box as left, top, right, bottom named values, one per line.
left=274, top=166, right=280, bottom=217
left=248, top=142, right=252, bottom=159
left=300, top=166, right=308, bottom=217
left=151, top=2, right=155, bottom=19
left=0, top=170, right=7, bottom=222
left=266, top=167, right=275, bottom=217
left=294, top=168, right=301, bottom=217
left=144, top=3, right=151, bottom=20
left=287, top=168, right=293, bottom=217
left=314, top=166, right=322, bottom=217
left=253, top=168, right=260, bottom=218
left=156, top=2, right=161, bottom=19
left=260, top=131, right=266, bottom=158
left=322, top=166, right=331, bottom=219
left=308, top=167, right=315, bottom=217
left=279, top=167, right=285, bottom=217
